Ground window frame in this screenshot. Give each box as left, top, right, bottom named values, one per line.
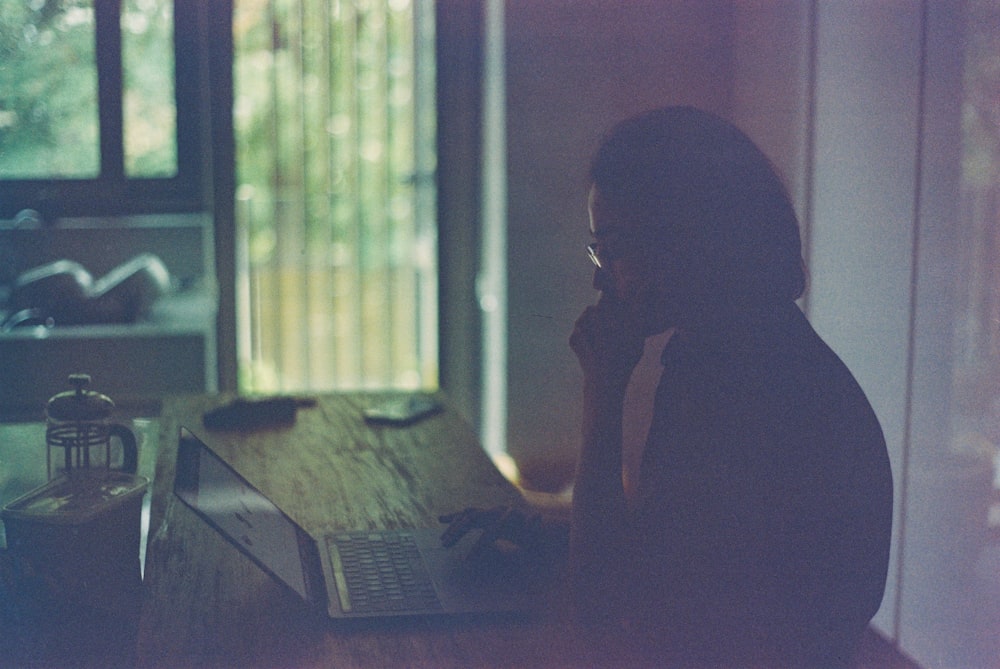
left=0, top=0, right=207, bottom=220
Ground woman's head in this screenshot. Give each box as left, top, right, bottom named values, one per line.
left=588, top=107, right=806, bottom=309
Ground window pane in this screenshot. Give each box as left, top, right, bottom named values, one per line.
left=898, top=3, right=1000, bottom=666
left=0, top=0, right=100, bottom=179
left=122, top=0, right=177, bottom=177
left=234, top=0, right=437, bottom=393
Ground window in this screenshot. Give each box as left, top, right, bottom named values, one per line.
left=233, top=0, right=437, bottom=392
left=0, top=0, right=204, bottom=218
left=893, top=2, right=1000, bottom=665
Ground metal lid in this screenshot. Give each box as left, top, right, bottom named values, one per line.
left=1, top=471, right=148, bottom=525
left=46, top=374, right=115, bottom=422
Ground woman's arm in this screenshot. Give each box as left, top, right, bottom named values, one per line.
left=568, top=297, right=644, bottom=625
left=569, top=378, right=632, bottom=624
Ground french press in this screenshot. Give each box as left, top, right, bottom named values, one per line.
left=2, top=373, right=148, bottom=616
left=44, top=373, right=138, bottom=479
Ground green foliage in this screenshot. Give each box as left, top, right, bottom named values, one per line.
left=233, top=0, right=438, bottom=391
left=234, top=0, right=426, bottom=263
left=122, top=0, right=177, bottom=177
left=0, top=0, right=100, bottom=178
left=0, top=0, right=176, bottom=179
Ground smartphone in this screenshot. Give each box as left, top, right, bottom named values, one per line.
left=363, top=395, right=442, bottom=426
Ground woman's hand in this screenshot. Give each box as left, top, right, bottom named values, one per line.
left=569, top=293, right=645, bottom=392
left=439, top=506, right=539, bottom=561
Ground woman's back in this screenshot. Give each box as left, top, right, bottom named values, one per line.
left=628, top=303, right=893, bottom=667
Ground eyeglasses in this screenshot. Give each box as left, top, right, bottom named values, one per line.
left=586, top=237, right=628, bottom=269
left=586, top=242, right=605, bottom=269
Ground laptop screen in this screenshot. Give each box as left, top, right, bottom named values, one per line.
left=175, top=428, right=321, bottom=603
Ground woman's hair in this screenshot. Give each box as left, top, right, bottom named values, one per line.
left=588, top=106, right=806, bottom=302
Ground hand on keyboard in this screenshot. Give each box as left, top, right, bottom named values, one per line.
left=438, top=506, right=541, bottom=563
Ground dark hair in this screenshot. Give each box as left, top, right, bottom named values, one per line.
left=588, top=106, right=806, bottom=302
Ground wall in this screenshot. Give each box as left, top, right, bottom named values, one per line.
left=807, top=0, right=925, bottom=641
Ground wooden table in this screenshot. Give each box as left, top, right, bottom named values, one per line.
left=135, top=392, right=647, bottom=668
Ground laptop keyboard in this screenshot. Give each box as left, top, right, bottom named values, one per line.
left=326, top=531, right=443, bottom=614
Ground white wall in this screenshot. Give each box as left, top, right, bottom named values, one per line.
left=807, top=0, right=924, bottom=640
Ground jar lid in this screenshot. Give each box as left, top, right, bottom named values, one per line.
left=46, top=374, right=115, bottom=422
left=1, top=471, right=149, bottom=524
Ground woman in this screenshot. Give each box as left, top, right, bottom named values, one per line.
left=445, top=107, right=893, bottom=668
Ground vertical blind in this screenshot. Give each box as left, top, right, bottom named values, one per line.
left=232, top=0, right=437, bottom=392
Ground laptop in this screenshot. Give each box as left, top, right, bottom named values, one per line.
left=173, top=427, right=541, bottom=619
